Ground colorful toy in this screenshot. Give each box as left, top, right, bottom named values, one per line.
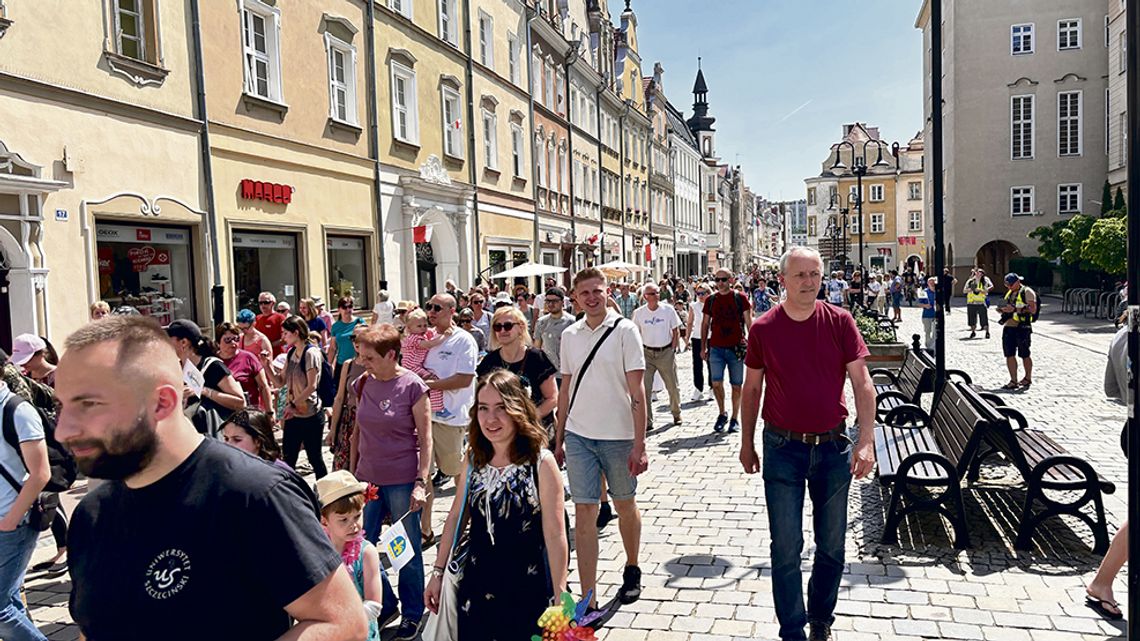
left=531, top=591, right=598, bottom=641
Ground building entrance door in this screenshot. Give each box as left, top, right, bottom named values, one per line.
left=416, top=242, right=437, bottom=306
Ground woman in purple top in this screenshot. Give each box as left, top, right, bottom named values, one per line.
left=350, top=323, right=432, bottom=632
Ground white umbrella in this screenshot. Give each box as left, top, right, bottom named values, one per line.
left=489, top=262, right=567, bottom=280
left=596, top=260, right=649, bottom=279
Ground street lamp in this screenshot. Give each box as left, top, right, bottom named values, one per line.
left=826, top=192, right=856, bottom=273
left=829, top=139, right=899, bottom=273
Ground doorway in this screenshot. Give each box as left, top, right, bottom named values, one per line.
left=416, top=242, right=437, bottom=306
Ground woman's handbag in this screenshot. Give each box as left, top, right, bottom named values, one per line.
left=421, top=464, right=474, bottom=641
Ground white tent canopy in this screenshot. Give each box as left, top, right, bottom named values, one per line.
left=596, top=260, right=649, bottom=279
left=488, top=262, right=567, bottom=280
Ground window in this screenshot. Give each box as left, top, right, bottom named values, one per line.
left=531, top=52, right=541, bottom=96
left=1011, top=95, right=1034, bottom=159
left=1012, top=23, right=1034, bottom=55
left=325, top=36, right=357, bottom=125
left=441, top=86, right=463, bottom=158
left=535, top=136, right=546, bottom=187
left=1058, top=19, right=1081, bottom=50
left=511, top=125, right=524, bottom=177
left=388, top=0, right=412, bottom=19
left=828, top=186, right=837, bottom=204
left=908, top=181, right=922, bottom=200
left=327, top=236, right=370, bottom=308
left=439, top=0, right=457, bottom=46
left=1058, top=91, right=1081, bottom=156
left=870, top=213, right=885, bottom=234
left=241, top=1, right=282, bottom=102
left=1011, top=186, right=1035, bottom=216
left=807, top=187, right=816, bottom=206
left=808, top=216, right=817, bottom=236
left=390, top=61, right=417, bottom=143
left=908, top=210, right=922, bottom=232
left=478, top=12, right=493, bottom=69
left=113, top=0, right=160, bottom=65
left=482, top=110, right=497, bottom=170
left=507, top=33, right=519, bottom=85
left=1122, top=31, right=1129, bottom=72
left=1058, top=183, right=1081, bottom=214
left=849, top=214, right=862, bottom=234
left=869, top=184, right=884, bottom=202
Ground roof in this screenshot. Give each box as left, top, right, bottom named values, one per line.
left=665, top=100, right=698, bottom=150
left=692, top=68, right=708, bottom=94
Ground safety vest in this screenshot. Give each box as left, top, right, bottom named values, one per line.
left=965, top=279, right=987, bottom=305
left=1003, top=287, right=1034, bottom=325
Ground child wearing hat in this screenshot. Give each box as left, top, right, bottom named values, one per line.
left=316, top=470, right=386, bottom=640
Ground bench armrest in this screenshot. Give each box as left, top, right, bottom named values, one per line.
left=946, top=369, right=973, bottom=385
left=995, top=406, right=1029, bottom=431
left=977, top=392, right=1005, bottom=407
left=869, top=368, right=899, bottom=385
left=876, top=390, right=911, bottom=421
left=884, top=403, right=929, bottom=429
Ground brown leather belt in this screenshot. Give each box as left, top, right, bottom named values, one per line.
left=644, top=344, right=672, bottom=351
left=764, top=424, right=847, bottom=446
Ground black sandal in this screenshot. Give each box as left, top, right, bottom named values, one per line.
left=421, top=531, right=437, bottom=549
left=1000, top=382, right=1020, bottom=390
left=1086, top=595, right=1123, bottom=620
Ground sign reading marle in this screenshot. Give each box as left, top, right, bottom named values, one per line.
left=240, top=179, right=294, bottom=205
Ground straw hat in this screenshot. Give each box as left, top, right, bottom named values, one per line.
left=315, top=470, right=367, bottom=509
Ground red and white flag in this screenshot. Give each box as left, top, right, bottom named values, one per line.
left=644, top=243, right=656, bottom=262
left=413, top=225, right=433, bottom=243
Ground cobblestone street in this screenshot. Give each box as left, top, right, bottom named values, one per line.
left=25, top=299, right=1130, bottom=640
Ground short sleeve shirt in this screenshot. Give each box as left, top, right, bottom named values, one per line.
left=560, top=310, right=645, bottom=440
left=331, top=318, right=366, bottom=365
left=221, top=351, right=263, bottom=409
left=477, top=348, right=557, bottom=419
left=0, top=386, right=43, bottom=518
left=744, top=301, right=870, bottom=433
left=702, top=291, right=750, bottom=348
left=632, top=303, right=680, bottom=348
left=354, top=370, right=429, bottom=486
left=423, top=329, right=478, bottom=426
left=254, top=313, right=285, bottom=347
left=534, top=313, right=575, bottom=371
left=198, top=357, right=234, bottom=419
left=68, top=439, right=341, bottom=641
left=286, top=346, right=323, bottom=417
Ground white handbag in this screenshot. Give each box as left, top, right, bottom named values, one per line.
left=421, top=465, right=472, bottom=641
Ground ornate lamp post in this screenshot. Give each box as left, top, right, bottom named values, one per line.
left=828, top=139, right=899, bottom=273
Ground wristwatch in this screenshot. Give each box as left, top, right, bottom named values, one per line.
left=414, top=477, right=428, bottom=486
left=432, top=565, right=445, bottom=578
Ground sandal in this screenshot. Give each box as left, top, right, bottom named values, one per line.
left=421, top=531, right=437, bottom=549
left=1086, top=595, right=1123, bottom=620
left=1018, top=379, right=1032, bottom=389
left=1000, top=382, right=1020, bottom=390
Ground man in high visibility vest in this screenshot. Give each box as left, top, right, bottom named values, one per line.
left=998, top=273, right=1037, bottom=390
left=963, top=269, right=994, bottom=339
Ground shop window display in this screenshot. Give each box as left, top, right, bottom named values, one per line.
left=232, top=231, right=299, bottom=312
left=95, top=223, right=194, bottom=325
left=326, top=236, right=369, bottom=309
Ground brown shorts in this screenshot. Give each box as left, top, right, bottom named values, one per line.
left=432, top=421, right=465, bottom=477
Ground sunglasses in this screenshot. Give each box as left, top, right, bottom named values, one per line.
left=472, top=300, right=484, bottom=305
left=339, top=302, right=353, bottom=309
left=459, top=318, right=473, bottom=324
left=644, top=291, right=658, bottom=296
left=492, top=322, right=518, bottom=332
left=545, top=298, right=562, bottom=304
left=715, top=277, right=730, bottom=283
left=259, top=301, right=273, bottom=305
left=395, top=309, right=408, bottom=315
left=426, top=304, right=447, bottom=312
left=221, top=336, right=240, bottom=344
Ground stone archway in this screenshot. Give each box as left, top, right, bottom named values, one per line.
left=975, top=240, right=1020, bottom=284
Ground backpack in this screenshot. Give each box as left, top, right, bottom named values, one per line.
left=2, top=393, right=77, bottom=493
left=289, top=344, right=336, bottom=408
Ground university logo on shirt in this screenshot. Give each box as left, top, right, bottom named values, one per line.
left=145, top=549, right=191, bottom=600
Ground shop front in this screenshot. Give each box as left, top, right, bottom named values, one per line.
left=96, top=222, right=197, bottom=325
left=326, top=234, right=371, bottom=308
left=231, top=230, right=300, bottom=312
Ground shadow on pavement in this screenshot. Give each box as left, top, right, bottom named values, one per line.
left=655, top=432, right=730, bottom=455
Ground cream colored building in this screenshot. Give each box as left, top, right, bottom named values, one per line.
left=614, top=2, right=651, bottom=268
left=1108, top=0, right=1126, bottom=193
left=894, top=134, right=927, bottom=272
left=0, top=0, right=207, bottom=342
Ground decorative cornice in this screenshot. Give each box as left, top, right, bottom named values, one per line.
left=1007, top=77, right=1038, bottom=88
left=1054, top=72, right=1087, bottom=83
left=103, top=51, right=170, bottom=87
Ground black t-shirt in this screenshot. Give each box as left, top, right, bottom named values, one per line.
left=198, top=356, right=233, bottom=418
left=477, top=348, right=557, bottom=420
left=68, top=439, right=341, bottom=641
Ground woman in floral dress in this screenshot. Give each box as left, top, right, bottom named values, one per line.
left=425, top=369, right=568, bottom=640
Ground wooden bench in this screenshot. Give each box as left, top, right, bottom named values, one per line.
left=873, top=382, right=991, bottom=549
left=870, top=340, right=972, bottom=422
left=958, top=385, right=1116, bottom=555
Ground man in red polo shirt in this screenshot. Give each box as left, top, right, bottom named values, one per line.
left=739, top=246, right=876, bottom=641
left=254, top=291, right=286, bottom=354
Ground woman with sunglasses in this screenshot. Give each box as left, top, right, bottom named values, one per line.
left=475, top=306, right=558, bottom=429
left=329, top=296, right=367, bottom=382
left=216, top=322, right=274, bottom=415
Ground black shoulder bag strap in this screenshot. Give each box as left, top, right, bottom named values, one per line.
left=567, top=320, right=622, bottom=416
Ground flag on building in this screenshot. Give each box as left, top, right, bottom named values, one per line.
left=413, top=225, right=433, bottom=243
left=645, top=242, right=656, bottom=262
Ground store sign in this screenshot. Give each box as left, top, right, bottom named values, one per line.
left=127, top=246, right=171, bottom=272
left=327, top=237, right=364, bottom=251
left=234, top=232, right=296, bottom=249
left=240, top=179, right=294, bottom=205
left=96, top=224, right=189, bottom=245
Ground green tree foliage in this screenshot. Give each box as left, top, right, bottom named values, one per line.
left=1101, top=181, right=1113, bottom=215
left=1028, top=220, right=1069, bottom=261
left=1113, top=186, right=1126, bottom=212
left=1058, top=214, right=1096, bottom=267
left=1082, top=216, right=1127, bottom=275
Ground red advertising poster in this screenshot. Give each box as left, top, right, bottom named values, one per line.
left=97, top=247, right=113, bottom=275
left=128, top=245, right=156, bottom=272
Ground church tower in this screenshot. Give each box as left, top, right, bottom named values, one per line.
left=686, top=58, right=717, bottom=160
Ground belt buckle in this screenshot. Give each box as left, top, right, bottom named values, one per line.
left=805, top=433, right=821, bottom=447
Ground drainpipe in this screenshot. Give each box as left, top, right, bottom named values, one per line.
left=526, top=5, right=540, bottom=281
left=189, top=0, right=222, bottom=327
left=462, top=0, right=482, bottom=280
left=564, top=44, right=581, bottom=274
left=364, top=0, right=387, bottom=289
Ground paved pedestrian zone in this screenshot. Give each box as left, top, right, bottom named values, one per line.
left=26, top=300, right=1130, bottom=640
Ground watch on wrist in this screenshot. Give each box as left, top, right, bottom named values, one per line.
left=432, top=566, right=445, bottom=577
left=414, top=477, right=427, bottom=486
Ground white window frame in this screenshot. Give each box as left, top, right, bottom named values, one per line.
left=1011, top=94, right=1035, bottom=160
left=1011, top=186, right=1035, bottom=216
left=1058, top=18, right=1081, bottom=50
left=1058, top=90, right=1082, bottom=157
left=807, top=187, right=816, bottom=206
left=1057, top=183, right=1082, bottom=214
left=535, top=135, right=546, bottom=187
left=869, top=184, right=884, bottom=202
left=511, top=124, right=524, bottom=178
left=870, top=213, right=885, bottom=234
left=113, top=0, right=153, bottom=63
left=388, top=0, right=412, bottom=20
left=241, top=0, right=283, bottom=103
left=438, top=0, right=457, bottom=46
left=507, top=32, right=519, bottom=85
left=908, top=181, right=921, bottom=200
left=908, top=210, right=923, bottom=232
left=1012, top=23, right=1035, bottom=55
left=478, top=11, right=493, bottom=69
left=848, top=213, right=862, bottom=234
left=441, top=86, right=463, bottom=159
left=481, top=109, right=498, bottom=171
left=390, top=61, right=418, bottom=144
left=324, top=34, right=358, bottom=125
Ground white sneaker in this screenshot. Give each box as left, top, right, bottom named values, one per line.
left=651, top=392, right=659, bottom=402
left=690, top=389, right=704, bottom=402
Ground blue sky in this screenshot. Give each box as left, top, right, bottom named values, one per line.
left=634, top=0, right=925, bottom=202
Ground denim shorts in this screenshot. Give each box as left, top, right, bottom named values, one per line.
left=708, top=346, right=744, bottom=386
left=564, top=431, right=637, bottom=504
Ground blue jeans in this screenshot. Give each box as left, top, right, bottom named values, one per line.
left=0, top=524, right=46, bottom=641
left=564, top=431, right=637, bottom=503
left=708, top=346, right=744, bottom=386
left=363, top=482, right=424, bottom=622
left=762, top=427, right=853, bottom=641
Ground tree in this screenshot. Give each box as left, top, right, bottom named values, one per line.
left=1028, top=220, right=1069, bottom=261
left=1082, top=217, right=1127, bottom=275
left=1058, top=214, right=1096, bottom=267
left=1113, top=186, right=1126, bottom=212
left=1101, top=181, right=1113, bottom=215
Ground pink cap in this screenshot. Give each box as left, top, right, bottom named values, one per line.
left=10, top=334, right=46, bottom=366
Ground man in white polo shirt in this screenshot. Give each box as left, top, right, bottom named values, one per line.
left=632, top=282, right=682, bottom=430
left=555, top=267, right=648, bottom=616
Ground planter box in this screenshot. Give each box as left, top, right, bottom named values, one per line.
left=865, top=342, right=907, bottom=368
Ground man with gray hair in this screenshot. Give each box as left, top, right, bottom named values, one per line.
left=632, top=282, right=683, bottom=430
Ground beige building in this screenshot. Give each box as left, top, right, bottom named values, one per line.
left=1108, top=0, right=1126, bottom=193
left=645, top=63, right=675, bottom=278
left=0, top=0, right=207, bottom=343
left=917, top=0, right=1109, bottom=283
left=894, top=134, right=928, bottom=272
left=613, top=3, right=651, bottom=268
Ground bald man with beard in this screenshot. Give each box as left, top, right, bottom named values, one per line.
left=55, top=316, right=367, bottom=641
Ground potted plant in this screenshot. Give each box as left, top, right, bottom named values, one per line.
left=853, top=309, right=907, bottom=366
